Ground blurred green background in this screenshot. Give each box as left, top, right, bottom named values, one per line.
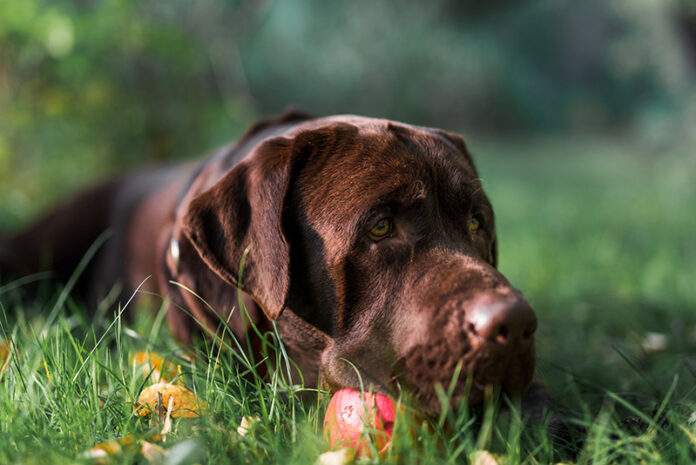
left=1, top=0, right=696, bottom=413
left=1, top=0, right=696, bottom=223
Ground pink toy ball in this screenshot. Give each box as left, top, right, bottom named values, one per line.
left=323, top=388, right=399, bottom=457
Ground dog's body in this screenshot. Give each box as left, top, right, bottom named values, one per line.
left=1, top=111, right=543, bottom=414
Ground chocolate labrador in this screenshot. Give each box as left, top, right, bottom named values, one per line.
left=0, top=111, right=542, bottom=415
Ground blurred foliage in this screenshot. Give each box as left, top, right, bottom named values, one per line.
left=0, top=0, right=695, bottom=224
left=0, top=0, right=255, bottom=223
left=243, top=0, right=693, bottom=133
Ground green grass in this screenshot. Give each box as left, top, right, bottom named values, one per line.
left=1, top=136, right=695, bottom=464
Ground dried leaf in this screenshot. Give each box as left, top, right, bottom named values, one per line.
left=470, top=450, right=501, bottom=465
left=161, top=395, right=175, bottom=439
left=236, top=416, right=260, bottom=437
left=0, top=339, right=10, bottom=374
left=641, top=332, right=668, bottom=353
left=79, top=447, right=110, bottom=464
left=141, top=441, right=166, bottom=463
left=135, top=382, right=205, bottom=418
left=133, top=351, right=179, bottom=383
left=79, top=435, right=136, bottom=463
left=316, top=448, right=355, bottom=465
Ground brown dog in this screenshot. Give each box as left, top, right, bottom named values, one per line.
left=0, top=111, right=539, bottom=414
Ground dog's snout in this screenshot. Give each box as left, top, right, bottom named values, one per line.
left=465, top=294, right=537, bottom=345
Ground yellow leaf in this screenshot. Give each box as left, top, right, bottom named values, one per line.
left=160, top=396, right=174, bottom=439
left=0, top=340, right=11, bottom=374
left=79, top=447, right=110, bottom=463
left=237, top=416, right=260, bottom=437
left=141, top=441, right=166, bottom=463
left=316, top=448, right=355, bottom=465
left=135, top=382, right=205, bottom=418
left=79, top=435, right=136, bottom=463
left=470, top=450, right=501, bottom=465
left=132, top=351, right=179, bottom=383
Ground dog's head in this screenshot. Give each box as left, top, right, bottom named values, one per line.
left=182, top=116, right=536, bottom=413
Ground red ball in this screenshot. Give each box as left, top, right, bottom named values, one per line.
left=323, top=388, right=397, bottom=457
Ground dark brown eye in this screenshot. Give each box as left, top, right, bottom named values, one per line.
left=367, top=217, right=394, bottom=241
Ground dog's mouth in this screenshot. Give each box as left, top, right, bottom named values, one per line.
left=316, top=291, right=536, bottom=416
left=389, top=340, right=536, bottom=414
left=320, top=342, right=535, bottom=416
left=390, top=291, right=538, bottom=414
left=320, top=360, right=394, bottom=398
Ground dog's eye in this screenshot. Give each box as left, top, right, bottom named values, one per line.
left=368, top=217, right=394, bottom=241
left=467, top=216, right=481, bottom=233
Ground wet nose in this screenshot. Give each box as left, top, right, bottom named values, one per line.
left=465, top=294, right=537, bottom=345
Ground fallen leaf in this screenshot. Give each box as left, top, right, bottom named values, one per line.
left=141, top=441, right=166, bottom=463
left=80, top=435, right=136, bottom=463
left=133, top=351, right=179, bottom=383
left=641, top=332, right=668, bottom=353
left=135, top=382, right=205, bottom=418
left=316, top=447, right=355, bottom=465
left=160, top=395, right=175, bottom=439
left=0, top=339, right=10, bottom=374
left=79, top=447, right=109, bottom=463
left=470, top=450, right=501, bottom=465
left=237, top=416, right=260, bottom=437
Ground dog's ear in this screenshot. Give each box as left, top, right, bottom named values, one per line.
left=181, top=124, right=355, bottom=320
left=181, top=136, right=296, bottom=320
left=433, top=129, right=480, bottom=176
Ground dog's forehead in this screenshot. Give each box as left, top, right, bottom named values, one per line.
left=295, top=117, right=479, bottom=229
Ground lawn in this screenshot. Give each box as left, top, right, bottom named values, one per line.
left=0, top=136, right=695, bottom=464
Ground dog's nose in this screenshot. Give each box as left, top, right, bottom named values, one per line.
left=465, top=294, right=537, bottom=345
